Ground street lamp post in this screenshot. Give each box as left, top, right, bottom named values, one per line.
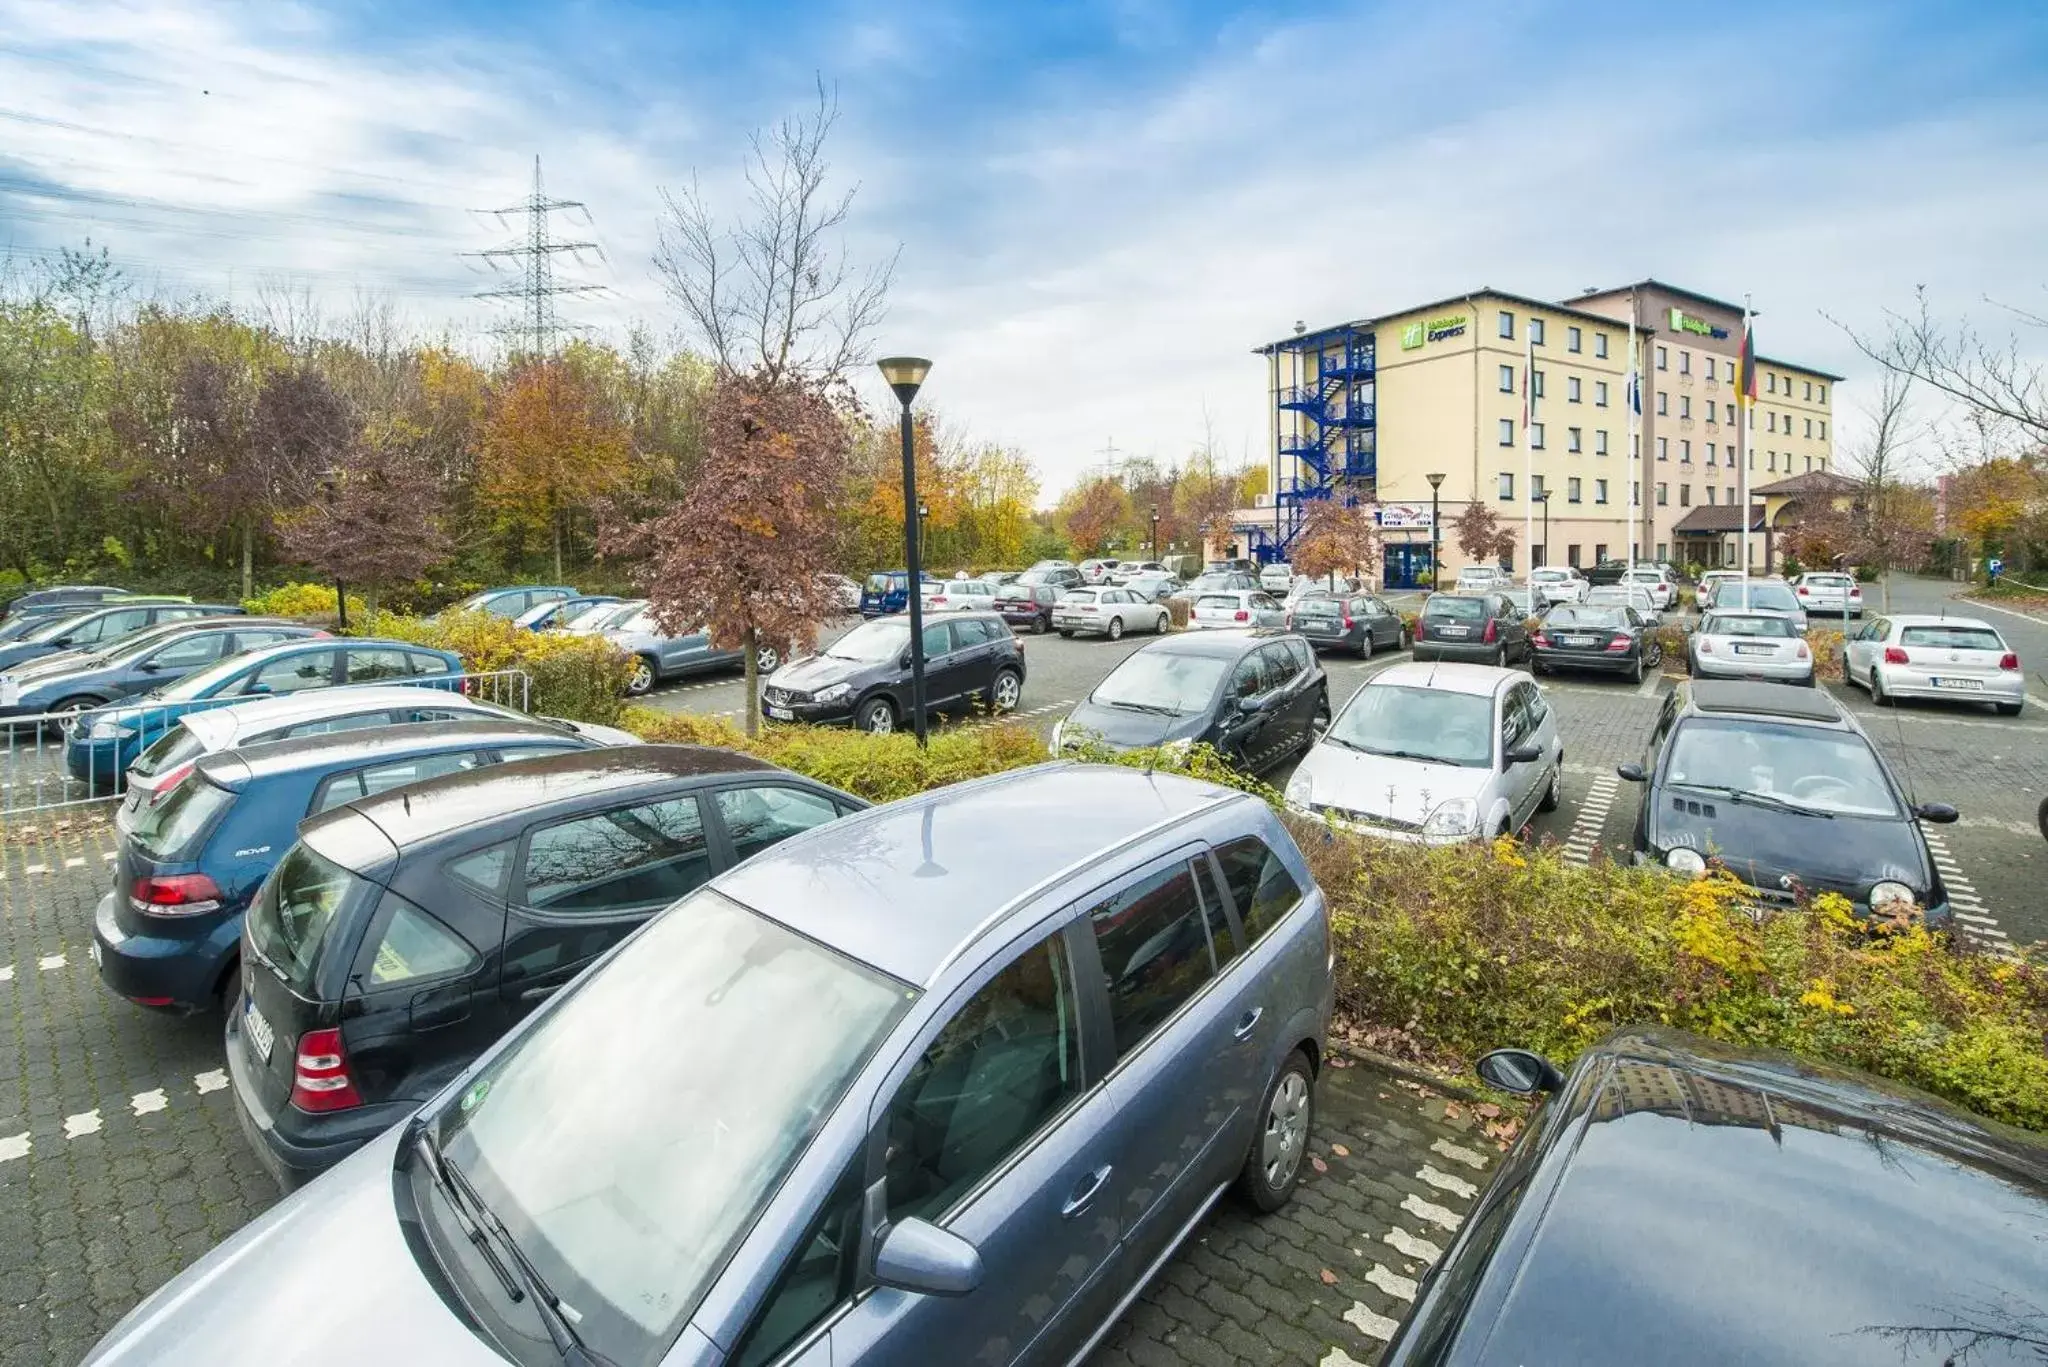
left=318, top=466, right=349, bottom=632
left=1426, top=472, right=1446, bottom=585
left=1150, top=506, right=1160, bottom=560
left=879, top=356, right=934, bottom=746
left=1535, top=490, right=1551, bottom=567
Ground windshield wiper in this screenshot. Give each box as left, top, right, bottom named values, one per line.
left=1102, top=698, right=1178, bottom=716
left=416, top=1130, right=613, bottom=1366
left=1362, top=745, right=1458, bottom=765
left=1671, top=782, right=1832, bottom=818
left=1317, top=733, right=1366, bottom=753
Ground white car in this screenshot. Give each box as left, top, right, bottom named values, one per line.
left=1050, top=586, right=1172, bottom=640
left=1120, top=572, right=1182, bottom=603
left=1697, top=570, right=1745, bottom=610
left=1586, top=584, right=1660, bottom=620
left=1259, top=561, right=1295, bottom=592
left=1286, top=574, right=1361, bottom=607
left=1688, top=610, right=1815, bottom=684
left=1189, top=589, right=1287, bottom=630
left=1284, top=661, right=1561, bottom=842
left=1621, top=567, right=1676, bottom=610
left=1455, top=566, right=1510, bottom=592
left=1078, top=558, right=1123, bottom=584
left=1792, top=572, right=1863, bottom=618
left=1844, top=614, right=2024, bottom=714
left=918, top=579, right=998, bottom=613
left=1529, top=566, right=1589, bottom=605
left=1107, top=560, right=1169, bottom=585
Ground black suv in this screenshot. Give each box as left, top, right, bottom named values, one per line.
left=1616, top=680, right=1958, bottom=927
left=760, top=610, right=1026, bottom=734
left=1412, top=591, right=1530, bottom=666
left=227, top=745, right=864, bottom=1187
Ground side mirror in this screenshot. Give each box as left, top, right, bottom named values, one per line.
left=1475, top=1047, right=1565, bottom=1096
left=1616, top=762, right=1647, bottom=782
left=1503, top=742, right=1542, bottom=765
left=899, top=651, right=914, bottom=669
left=136, top=660, right=163, bottom=673
left=1914, top=802, right=1959, bottom=824
left=244, top=682, right=273, bottom=696
left=871, top=1218, right=983, bottom=1297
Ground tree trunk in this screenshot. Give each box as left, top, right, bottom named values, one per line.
left=240, top=521, right=254, bottom=601
left=742, top=623, right=760, bottom=738
left=552, top=499, right=564, bottom=582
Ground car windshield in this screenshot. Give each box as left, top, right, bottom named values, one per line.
left=558, top=601, right=619, bottom=629
left=1584, top=590, right=1640, bottom=609
left=1706, top=614, right=1795, bottom=639
left=1426, top=596, right=1487, bottom=621
left=1900, top=625, right=2004, bottom=651
left=245, top=843, right=368, bottom=993
left=129, top=722, right=209, bottom=778
left=1721, top=582, right=1799, bottom=612
left=864, top=573, right=907, bottom=593
left=825, top=618, right=911, bottom=663
left=1293, top=596, right=1342, bottom=616
left=447, top=592, right=500, bottom=614
left=1064, top=589, right=1100, bottom=603
left=1532, top=571, right=1567, bottom=583
left=1016, top=570, right=1059, bottom=586
left=1805, top=574, right=1853, bottom=588
left=1328, top=685, right=1494, bottom=767
left=1189, top=574, right=1239, bottom=591
left=153, top=650, right=274, bottom=700
left=1091, top=649, right=1229, bottom=714
left=22, top=610, right=93, bottom=643
left=1665, top=719, right=1899, bottom=817
left=435, top=890, right=910, bottom=1365
left=1547, top=606, right=1628, bottom=629
left=124, top=773, right=233, bottom=858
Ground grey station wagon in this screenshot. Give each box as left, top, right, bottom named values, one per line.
left=87, top=763, right=1334, bottom=1367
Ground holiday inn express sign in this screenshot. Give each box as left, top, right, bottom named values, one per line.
left=1400, top=314, right=1468, bottom=349
left=1669, top=307, right=1730, bottom=340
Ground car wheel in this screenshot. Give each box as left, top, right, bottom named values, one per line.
left=1357, top=633, right=1373, bottom=661
left=1108, top=616, right=1124, bottom=642
left=1031, top=613, right=1048, bottom=634
left=1539, top=765, right=1562, bottom=812
left=624, top=656, right=657, bottom=696
left=49, top=696, right=99, bottom=723
left=1491, top=646, right=1505, bottom=668
left=1309, top=694, right=1331, bottom=740
left=1531, top=656, right=1548, bottom=677
left=1996, top=700, right=2023, bottom=717
left=1156, top=612, right=1169, bottom=634
left=1237, top=1050, right=1315, bottom=1213
left=1870, top=667, right=1891, bottom=707
left=754, top=645, right=780, bottom=673
left=1631, top=654, right=1644, bottom=685
left=987, top=668, right=1023, bottom=713
left=857, top=696, right=896, bottom=734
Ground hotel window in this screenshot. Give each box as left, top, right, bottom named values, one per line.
left=1632, top=480, right=1641, bottom=507
left=1767, top=451, right=1777, bottom=471
left=1767, top=373, right=1777, bottom=394
left=1568, top=325, right=1582, bottom=353
left=1567, top=544, right=1582, bottom=567
left=1679, top=484, right=1691, bottom=507
left=1804, top=417, right=1813, bottom=437
left=1818, top=420, right=1826, bottom=440
left=1705, top=442, right=1716, bottom=465
left=1725, top=403, right=1735, bottom=424
left=1725, top=359, right=1737, bottom=382
left=1498, top=472, right=1514, bottom=500
left=1656, top=392, right=1667, bottom=416
left=1595, top=380, right=1609, bottom=406
left=1568, top=426, right=1582, bottom=453
left=1681, top=439, right=1691, bottom=463
left=1705, top=486, right=1716, bottom=505
left=1656, top=483, right=1668, bottom=506
left=1533, top=370, right=1545, bottom=398
left=1818, top=456, right=1827, bottom=472
left=1679, top=350, right=1691, bottom=375
left=1568, top=477, right=1582, bottom=503
left=1532, top=474, right=1547, bottom=499
left=1595, top=429, right=1609, bottom=455
left=1595, top=333, right=1609, bottom=358
left=1818, top=384, right=1827, bottom=404
left=1805, top=455, right=1814, bottom=472
left=1499, top=364, right=1515, bottom=392
left=1568, top=376, right=1581, bottom=402
left=1656, top=345, right=1668, bottom=370
left=1680, top=395, right=1691, bottom=419
left=1531, top=422, right=1546, bottom=449
left=1595, top=542, right=1608, bottom=561
left=1657, top=436, right=1668, bottom=461
left=1595, top=478, right=1609, bottom=504
left=1748, top=450, right=1755, bottom=470
left=1530, top=318, right=1546, bottom=346
left=1499, top=310, right=1515, bottom=339
left=1767, top=412, right=1776, bottom=432
left=1804, top=380, right=1814, bottom=400
left=1499, top=418, right=1514, bottom=446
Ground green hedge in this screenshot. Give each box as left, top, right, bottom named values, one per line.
left=614, top=718, right=2048, bottom=1130
left=367, top=610, right=634, bottom=725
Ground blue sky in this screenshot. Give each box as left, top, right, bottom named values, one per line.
left=2, top=0, right=2045, bottom=495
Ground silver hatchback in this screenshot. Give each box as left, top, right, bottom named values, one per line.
left=1845, top=613, right=2025, bottom=714
left=1688, top=611, right=1814, bottom=684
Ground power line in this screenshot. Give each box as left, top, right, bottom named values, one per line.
left=464, top=156, right=605, bottom=359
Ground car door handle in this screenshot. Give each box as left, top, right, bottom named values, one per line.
left=1061, top=1164, right=1113, bottom=1219
left=1233, top=1006, right=1264, bottom=1041
left=518, top=983, right=560, bottom=1004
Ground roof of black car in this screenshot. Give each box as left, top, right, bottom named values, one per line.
left=1436, top=1029, right=2048, bottom=1367
left=196, top=718, right=584, bottom=786
left=331, top=743, right=777, bottom=847
left=1684, top=679, right=1843, bottom=724
left=1140, top=628, right=1292, bottom=658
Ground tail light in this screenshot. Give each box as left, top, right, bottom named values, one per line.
left=1698, top=639, right=1714, bottom=654
left=1605, top=636, right=1631, bottom=652
left=1848, top=588, right=1862, bottom=600
left=1884, top=646, right=1909, bottom=665
left=1482, top=619, right=1498, bottom=643
left=460, top=678, right=477, bottom=697
left=1532, top=632, right=1552, bottom=648
left=309, top=630, right=334, bottom=639
left=1283, top=613, right=1294, bottom=629
left=2001, top=652, right=2020, bottom=670
left=1796, top=642, right=1811, bottom=660
left=1234, top=610, right=1249, bottom=622
left=1797, top=585, right=1809, bottom=596
left=1341, top=613, right=1354, bottom=631
left=930, top=596, right=948, bottom=606
left=129, top=873, right=224, bottom=917
left=290, top=1027, right=363, bottom=1113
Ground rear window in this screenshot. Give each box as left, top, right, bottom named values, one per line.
left=1195, top=594, right=1241, bottom=610
left=126, top=775, right=233, bottom=859
left=1805, top=574, right=1853, bottom=588
left=130, top=722, right=207, bottom=779
left=246, top=844, right=367, bottom=993
left=1707, top=615, right=1795, bottom=639
left=1064, top=589, right=1100, bottom=603
left=1294, top=597, right=1342, bottom=616
left=1547, top=606, right=1627, bottom=628
left=1900, top=625, right=2005, bottom=651
left=1214, top=836, right=1304, bottom=947
left=1426, top=596, right=1487, bottom=620
left=864, top=573, right=906, bottom=594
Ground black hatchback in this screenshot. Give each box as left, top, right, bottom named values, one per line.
left=992, top=581, right=1061, bottom=633
left=1530, top=602, right=1662, bottom=682
left=759, top=610, right=1026, bottom=733
left=1053, top=628, right=1329, bottom=774
left=227, top=745, right=865, bottom=1188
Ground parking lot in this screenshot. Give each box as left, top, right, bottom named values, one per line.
left=4, top=574, right=2040, bottom=1365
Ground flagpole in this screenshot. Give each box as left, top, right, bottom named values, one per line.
left=1627, top=303, right=1640, bottom=572
left=1739, top=293, right=1754, bottom=582
left=1523, top=324, right=1535, bottom=574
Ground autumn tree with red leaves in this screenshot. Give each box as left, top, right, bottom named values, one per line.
left=1452, top=501, right=1516, bottom=572
left=606, top=370, right=851, bottom=735
left=1292, top=499, right=1381, bottom=584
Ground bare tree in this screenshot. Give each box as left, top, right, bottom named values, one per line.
left=655, top=81, right=896, bottom=387
left=1833, top=286, right=2048, bottom=446
left=1841, top=367, right=1921, bottom=611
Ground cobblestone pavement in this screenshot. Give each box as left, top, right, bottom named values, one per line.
left=3, top=813, right=1497, bottom=1367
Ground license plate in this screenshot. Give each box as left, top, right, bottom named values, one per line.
left=766, top=704, right=794, bottom=720
left=1733, top=645, right=1773, bottom=656
left=1933, top=678, right=1982, bottom=691
left=244, top=999, right=275, bottom=1063
left=1438, top=625, right=1469, bottom=636
left=1559, top=635, right=1594, bottom=647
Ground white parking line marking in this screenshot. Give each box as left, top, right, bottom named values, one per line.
left=1365, top=1263, right=1419, bottom=1301
left=1319, top=1350, right=1371, bottom=1367
left=1417, top=1163, right=1479, bottom=1200
left=0, top=966, right=12, bottom=984
left=102, top=851, right=116, bottom=861
left=62, top=1110, right=102, bottom=1139
left=194, top=1069, right=227, bottom=1095
left=37, top=952, right=65, bottom=971
left=1922, top=830, right=2011, bottom=952
left=131, top=1089, right=167, bottom=1117
left=0, top=1132, right=28, bottom=1164
left=1343, top=1302, right=1402, bottom=1341
left=63, top=856, right=84, bottom=868
left=1562, top=774, right=1620, bottom=866
left=1383, top=1226, right=1442, bottom=1263
left=24, top=864, right=47, bottom=875
left=1400, top=1191, right=1463, bottom=1231
left=1431, top=1137, right=1489, bottom=1170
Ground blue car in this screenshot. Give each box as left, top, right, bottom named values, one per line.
left=65, top=638, right=464, bottom=788
left=0, top=618, right=322, bottom=719
left=859, top=568, right=938, bottom=617
left=86, top=762, right=1335, bottom=1367
left=438, top=585, right=577, bottom=620
left=513, top=593, right=621, bottom=630
left=0, top=600, right=240, bottom=671
left=93, top=719, right=611, bottom=1014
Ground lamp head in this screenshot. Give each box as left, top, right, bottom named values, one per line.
left=877, top=356, right=932, bottom=406
left=1426, top=472, right=1446, bottom=491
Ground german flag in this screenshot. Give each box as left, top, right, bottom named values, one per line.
left=1736, top=314, right=1757, bottom=407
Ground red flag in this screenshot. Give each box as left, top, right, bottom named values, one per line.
left=1737, top=314, right=1757, bottom=407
